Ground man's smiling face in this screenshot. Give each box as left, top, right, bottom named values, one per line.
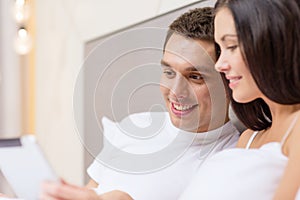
left=160, top=33, right=226, bottom=132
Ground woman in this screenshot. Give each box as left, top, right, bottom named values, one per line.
left=180, top=0, right=300, bottom=199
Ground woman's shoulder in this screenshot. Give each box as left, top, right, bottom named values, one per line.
left=284, top=114, right=300, bottom=155
left=236, top=129, right=256, bottom=148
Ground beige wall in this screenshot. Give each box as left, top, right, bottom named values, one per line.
left=35, top=0, right=213, bottom=185
left=0, top=0, right=22, bottom=194
left=0, top=0, right=21, bottom=137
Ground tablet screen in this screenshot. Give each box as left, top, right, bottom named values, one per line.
left=0, top=135, right=58, bottom=199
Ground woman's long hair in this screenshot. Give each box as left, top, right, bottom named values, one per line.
left=215, top=0, right=300, bottom=130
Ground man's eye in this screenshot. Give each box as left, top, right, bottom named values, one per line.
left=163, top=70, right=175, bottom=78
left=189, top=74, right=203, bottom=80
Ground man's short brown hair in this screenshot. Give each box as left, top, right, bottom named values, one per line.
left=163, top=7, right=215, bottom=51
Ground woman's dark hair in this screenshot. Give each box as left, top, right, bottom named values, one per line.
left=215, top=0, right=300, bottom=130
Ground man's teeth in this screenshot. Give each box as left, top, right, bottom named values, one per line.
left=173, top=103, right=194, bottom=111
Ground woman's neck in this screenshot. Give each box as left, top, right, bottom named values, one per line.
left=265, top=100, right=300, bottom=131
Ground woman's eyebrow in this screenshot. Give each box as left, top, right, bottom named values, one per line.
left=221, top=34, right=238, bottom=41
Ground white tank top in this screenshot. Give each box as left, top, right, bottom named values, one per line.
left=180, top=115, right=300, bottom=200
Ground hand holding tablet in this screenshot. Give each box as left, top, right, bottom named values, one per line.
left=0, top=135, right=58, bottom=200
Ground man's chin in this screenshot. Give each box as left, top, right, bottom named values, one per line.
left=169, top=116, right=199, bottom=132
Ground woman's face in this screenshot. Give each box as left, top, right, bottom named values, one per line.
left=214, top=7, right=262, bottom=103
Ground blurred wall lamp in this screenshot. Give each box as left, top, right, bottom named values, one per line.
left=13, top=0, right=32, bottom=55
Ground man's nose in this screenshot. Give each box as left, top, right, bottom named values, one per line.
left=171, top=76, right=189, bottom=100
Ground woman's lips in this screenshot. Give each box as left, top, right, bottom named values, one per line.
left=226, top=75, right=242, bottom=89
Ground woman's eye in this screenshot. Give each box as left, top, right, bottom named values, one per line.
left=227, top=45, right=238, bottom=51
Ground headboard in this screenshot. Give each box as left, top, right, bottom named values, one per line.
left=73, top=0, right=244, bottom=181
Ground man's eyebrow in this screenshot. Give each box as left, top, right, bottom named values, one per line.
left=160, top=60, right=207, bottom=73
left=185, top=66, right=201, bottom=72
left=160, top=60, right=213, bottom=73
left=160, top=60, right=170, bottom=67
left=221, top=34, right=238, bottom=41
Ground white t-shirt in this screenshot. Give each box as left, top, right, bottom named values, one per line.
left=87, top=112, right=239, bottom=200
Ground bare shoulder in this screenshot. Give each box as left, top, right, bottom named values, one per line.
left=274, top=115, right=300, bottom=199
left=236, top=129, right=255, bottom=148
left=285, top=115, right=300, bottom=156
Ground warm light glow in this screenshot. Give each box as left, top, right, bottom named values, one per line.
left=13, top=0, right=36, bottom=134
left=14, top=28, right=32, bottom=55
left=16, top=12, right=24, bottom=22
left=13, top=0, right=30, bottom=23
left=15, top=0, right=26, bottom=7
left=18, top=28, right=28, bottom=38
left=13, top=0, right=32, bottom=55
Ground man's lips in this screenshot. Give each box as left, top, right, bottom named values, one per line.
left=170, top=101, right=198, bottom=117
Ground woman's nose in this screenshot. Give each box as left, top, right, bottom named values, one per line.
left=215, top=54, right=230, bottom=73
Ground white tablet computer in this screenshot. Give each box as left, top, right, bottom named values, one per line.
left=0, top=135, right=58, bottom=200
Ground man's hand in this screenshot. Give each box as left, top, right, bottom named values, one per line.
left=40, top=179, right=133, bottom=200
left=40, top=179, right=99, bottom=200
left=0, top=193, right=8, bottom=197
left=99, top=190, right=134, bottom=200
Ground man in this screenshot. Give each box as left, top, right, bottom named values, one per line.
left=41, top=7, right=239, bottom=200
